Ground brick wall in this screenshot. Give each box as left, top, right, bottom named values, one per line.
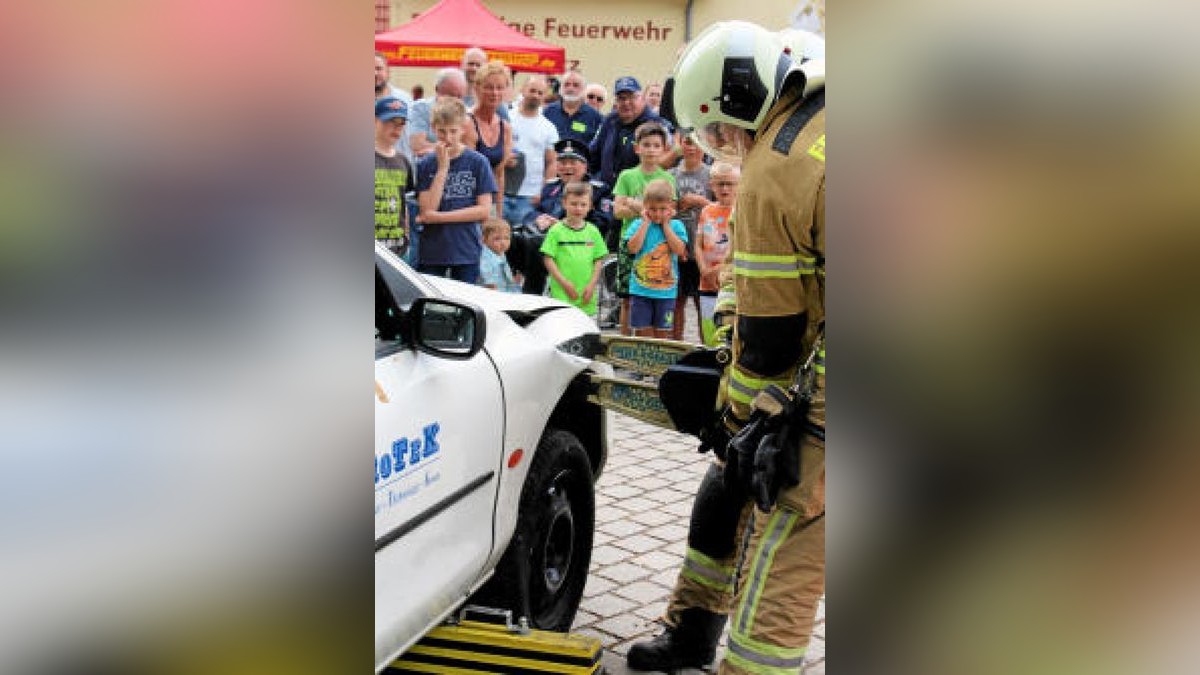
left=375, top=0, right=390, bottom=32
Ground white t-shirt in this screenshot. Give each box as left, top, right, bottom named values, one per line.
left=509, top=109, right=559, bottom=197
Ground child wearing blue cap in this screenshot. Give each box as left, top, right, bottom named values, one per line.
left=375, top=96, right=414, bottom=257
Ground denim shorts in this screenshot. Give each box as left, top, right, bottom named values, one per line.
left=629, top=295, right=675, bottom=330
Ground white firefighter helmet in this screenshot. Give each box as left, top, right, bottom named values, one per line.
left=778, top=28, right=825, bottom=61
left=664, top=21, right=822, bottom=161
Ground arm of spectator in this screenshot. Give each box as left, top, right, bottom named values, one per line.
left=663, top=220, right=688, bottom=257
left=421, top=192, right=492, bottom=225
left=493, top=123, right=511, bottom=200
left=535, top=146, right=556, bottom=206
left=543, top=256, right=578, bottom=300
left=693, top=228, right=710, bottom=276
left=614, top=195, right=642, bottom=220
left=587, top=128, right=604, bottom=176
left=582, top=256, right=604, bottom=304
left=626, top=219, right=649, bottom=254
left=416, top=144, right=449, bottom=222
left=659, top=142, right=683, bottom=170
left=679, top=192, right=712, bottom=210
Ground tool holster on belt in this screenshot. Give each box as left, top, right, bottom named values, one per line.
left=723, top=385, right=806, bottom=511
left=722, top=330, right=823, bottom=511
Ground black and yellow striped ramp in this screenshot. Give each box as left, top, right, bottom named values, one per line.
left=386, top=619, right=603, bottom=674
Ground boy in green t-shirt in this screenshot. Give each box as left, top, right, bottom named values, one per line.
left=612, top=121, right=677, bottom=335
left=540, top=181, right=610, bottom=316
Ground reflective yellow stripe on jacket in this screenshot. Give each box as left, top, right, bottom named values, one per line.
left=728, top=368, right=793, bottom=407
left=733, top=252, right=816, bottom=280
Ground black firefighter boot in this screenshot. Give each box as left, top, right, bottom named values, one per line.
left=626, top=607, right=727, bottom=671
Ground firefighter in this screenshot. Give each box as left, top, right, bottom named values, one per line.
left=626, top=22, right=825, bottom=673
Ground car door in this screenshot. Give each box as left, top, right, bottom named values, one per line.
left=374, top=251, right=505, bottom=667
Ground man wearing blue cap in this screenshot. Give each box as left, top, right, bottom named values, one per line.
left=589, top=75, right=670, bottom=193
left=375, top=96, right=414, bottom=257
left=507, top=138, right=614, bottom=295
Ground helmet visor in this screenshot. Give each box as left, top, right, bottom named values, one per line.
left=695, top=122, right=753, bottom=163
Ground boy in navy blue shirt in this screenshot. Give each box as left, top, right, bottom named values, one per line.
left=416, top=97, right=497, bottom=284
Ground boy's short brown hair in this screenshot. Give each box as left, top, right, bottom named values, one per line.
left=431, top=96, right=467, bottom=126
left=564, top=181, right=593, bottom=201
left=643, top=178, right=675, bottom=205
left=634, top=121, right=668, bottom=145
left=482, top=217, right=510, bottom=238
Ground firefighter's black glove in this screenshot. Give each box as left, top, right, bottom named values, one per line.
left=697, top=423, right=732, bottom=461
left=749, top=426, right=801, bottom=512
left=724, top=413, right=767, bottom=494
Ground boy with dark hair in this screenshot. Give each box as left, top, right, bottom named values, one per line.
left=622, top=178, right=688, bottom=338
left=540, top=181, right=609, bottom=317
left=612, top=121, right=677, bottom=335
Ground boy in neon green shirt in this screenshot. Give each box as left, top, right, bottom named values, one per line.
left=540, top=181, right=610, bottom=316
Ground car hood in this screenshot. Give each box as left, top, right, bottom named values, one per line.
left=426, top=276, right=575, bottom=324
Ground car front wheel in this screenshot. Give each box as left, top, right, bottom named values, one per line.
left=481, top=429, right=595, bottom=631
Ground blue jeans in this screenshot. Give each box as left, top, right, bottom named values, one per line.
left=503, top=195, right=537, bottom=228
left=418, top=263, right=479, bottom=285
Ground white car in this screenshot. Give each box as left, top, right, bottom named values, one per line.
left=374, top=244, right=609, bottom=671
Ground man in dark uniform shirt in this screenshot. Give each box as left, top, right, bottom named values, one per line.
left=588, top=76, right=671, bottom=191
left=507, top=138, right=614, bottom=295
left=542, top=70, right=604, bottom=145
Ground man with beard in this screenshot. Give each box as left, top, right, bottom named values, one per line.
left=375, top=53, right=413, bottom=163
left=504, top=74, right=559, bottom=228
left=507, top=139, right=613, bottom=295
left=542, top=69, right=603, bottom=145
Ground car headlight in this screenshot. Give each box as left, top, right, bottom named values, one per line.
left=556, top=333, right=602, bottom=359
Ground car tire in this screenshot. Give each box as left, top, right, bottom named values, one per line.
left=478, top=429, right=595, bottom=631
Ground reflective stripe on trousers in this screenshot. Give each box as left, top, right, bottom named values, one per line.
left=681, top=547, right=738, bottom=594
left=719, top=509, right=825, bottom=675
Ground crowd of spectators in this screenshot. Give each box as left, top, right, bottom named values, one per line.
left=375, top=49, right=731, bottom=342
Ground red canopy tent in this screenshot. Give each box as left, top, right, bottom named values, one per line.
left=375, top=0, right=565, bottom=75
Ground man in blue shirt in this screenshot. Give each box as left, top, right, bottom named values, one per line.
left=542, top=69, right=603, bottom=146
left=589, top=76, right=671, bottom=192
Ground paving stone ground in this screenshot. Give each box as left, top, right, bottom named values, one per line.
left=575, top=305, right=825, bottom=674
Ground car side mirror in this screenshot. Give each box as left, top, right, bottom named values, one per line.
left=411, top=297, right=486, bottom=360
